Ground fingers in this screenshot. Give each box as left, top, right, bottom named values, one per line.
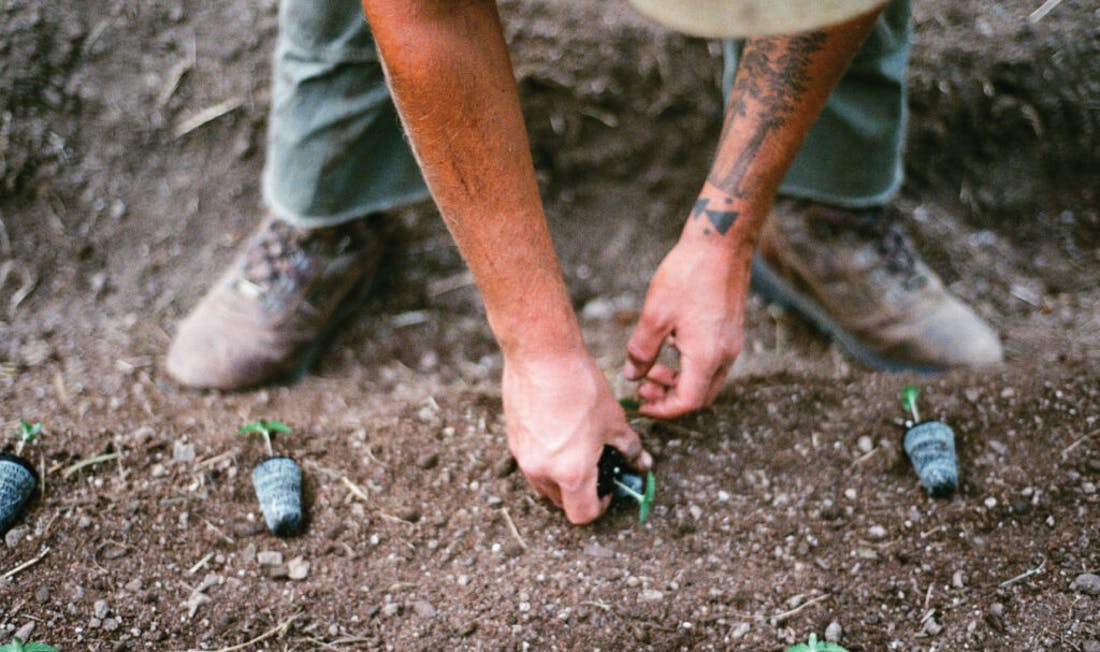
left=560, top=479, right=611, bottom=525
left=640, top=353, right=729, bottom=419
left=605, top=426, right=654, bottom=472
left=624, top=311, right=671, bottom=381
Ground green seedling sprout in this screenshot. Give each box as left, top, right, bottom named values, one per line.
left=14, top=420, right=42, bottom=457
left=238, top=419, right=292, bottom=457
left=618, top=397, right=641, bottom=413
left=612, top=471, right=657, bottom=524
left=784, top=634, right=848, bottom=652
left=901, top=384, right=921, bottom=423
left=0, top=638, right=61, bottom=652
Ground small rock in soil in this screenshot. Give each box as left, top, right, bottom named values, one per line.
left=825, top=620, right=842, bottom=643
left=923, top=617, right=943, bottom=636
left=94, top=600, right=110, bottom=619
left=5, top=525, right=29, bottom=548
left=502, top=542, right=525, bottom=558
left=416, top=452, right=439, bottom=470
left=257, top=550, right=283, bottom=566
left=1073, top=573, right=1100, bottom=596
left=398, top=507, right=421, bottom=523
left=583, top=542, right=613, bottom=559
left=172, top=441, right=196, bottom=463
left=382, top=603, right=401, bottom=617
left=325, top=523, right=346, bottom=540
left=266, top=565, right=290, bottom=580
left=730, top=623, right=750, bottom=639
left=124, top=578, right=143, bottom=593
left=639, top=589, right=664, bottom=602
left=413, top=600, right=436, bottom=618
left=232, top=520, right=265, bottom=538
left=34, top=585, right=50, bottom=603
left=287, top=556, right=310, bottom=581
left=14, top=622, right=34, bottom=642
left=867, top=525, right=887, bottom=540
left=1082, top=640, right=1100, bottom=652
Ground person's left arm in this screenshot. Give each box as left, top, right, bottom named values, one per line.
left=625, top=7, right=885, bottom=417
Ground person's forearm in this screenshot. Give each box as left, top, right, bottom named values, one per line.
left=363, top=0, right=582, bottom=359
left=686, top=6, right=885, bottom=255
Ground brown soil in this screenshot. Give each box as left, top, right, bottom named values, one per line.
left=1, top=0, right=1098, bottom=649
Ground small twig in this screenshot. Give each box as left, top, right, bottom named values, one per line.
left=1, top=546, right=51, bottom=580
left=341, top=476, right=370, bottom=502
left=188, top=552, right=215, bottom=575
left=501, top=507, right=528, bottom=550
left=186, top=614, right=300, bottom=652
left=173, top=97, right=244, bottom=139
left=1000, top=559, right=1046, bottom=587
left=62, top=452, right=120, bottom=478
left=1029, top=0, right=1065, bottom=23
left=1061, top=428, right=1100, bottom=457
left=922, top=584, right=934, bottom=616
left=203, top=518, right=235, bottom=545
left=156, top=33, right=197, bottom=112
left=771, top=593, right=830, bottom=623
left=848, top=447, right=878, bottom=470
left=199, top=451, right=235, bottom=468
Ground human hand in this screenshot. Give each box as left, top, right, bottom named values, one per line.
left=503, top=349, right=652, bottom=524
left=624, top=237, right=751, bottom=418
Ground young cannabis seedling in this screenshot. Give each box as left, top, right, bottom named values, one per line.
left=1, top=420, right=42, bottom=535
left=901, top=384, right=921, bottom=424
left=14, top=420, right=42, bottom=457
left=238, top=419, right=291, bottom=457
left=239, top=419, right=303, bottom=536
left=0, top=637, right=61, bottom=652
left=784, top=633, right=848, bottom=652
left=900, top=384, right=958, bottom=498
left=597, top=445, right=657, bottom=524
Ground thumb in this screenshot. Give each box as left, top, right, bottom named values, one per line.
left=625, top=310, right=670, bottom=381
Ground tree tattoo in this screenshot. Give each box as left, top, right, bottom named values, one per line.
left=708, top=31, right=828, bottom=212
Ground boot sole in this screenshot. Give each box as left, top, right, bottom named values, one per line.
left=750, top=254, right=944, bottom=374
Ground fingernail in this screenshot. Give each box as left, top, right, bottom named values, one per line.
left=640, top=451, right=653, bottom=469
left=623, top=361, right=639, bottom=379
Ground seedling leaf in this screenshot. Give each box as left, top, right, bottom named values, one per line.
left=23, top=644, right=61, bottom=652
left=784, top=634, right=849, bottom=652
left=238, top=419, right=292, bottom=456
left=618, top=397, right=640, bottom=412
left=901, top=384, right=921, bottom=422
left=14, top=420, right=42, bottom=456
left=638, top=471, right=656, bottom=523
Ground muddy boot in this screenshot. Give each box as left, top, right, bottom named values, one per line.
left=166, top=214, right=386, bottom=389
left=752, top=200, right=1003, bottom=373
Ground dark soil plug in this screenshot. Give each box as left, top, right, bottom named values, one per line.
left=904, top=421, right=958, bottom=497
left=0, top=453, right=38, bottom=535
left=901, top=385, right=958, bottom=498
left=597, top=445, right=656, bottom=522
left=251, top=456, right=303, bottom=536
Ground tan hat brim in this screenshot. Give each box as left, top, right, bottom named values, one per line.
left=628, top=0, right=887, bottom=38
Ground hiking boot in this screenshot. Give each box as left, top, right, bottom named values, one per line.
left=166, top=214, right=386, bottom=389
left=752, top=200, right=1003, bottom=372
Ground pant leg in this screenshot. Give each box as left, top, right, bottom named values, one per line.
left=722, top=0, right=912, bottom=208
left=262, top=0, right=429, bottom=227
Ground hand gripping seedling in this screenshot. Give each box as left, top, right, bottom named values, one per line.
left=597, top=445, right=656, bottom=523
left=901, top=385, right=958, bottom=498
left=0, top=421, right=42, bottom=536
left=239, top=420, right=303, bottom=537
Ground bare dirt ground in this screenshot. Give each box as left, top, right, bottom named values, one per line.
left=1, top=0, right=1098, bottom=649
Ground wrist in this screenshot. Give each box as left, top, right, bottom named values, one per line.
left=681, top=182, right=769, bottom=259
left=491, top=293, right=587, bottom=364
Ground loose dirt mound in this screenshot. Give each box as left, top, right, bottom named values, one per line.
left=1, top=0, right=1097, bottom=649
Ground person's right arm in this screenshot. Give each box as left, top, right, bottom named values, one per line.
left=361, top=0, right=651, bottom=523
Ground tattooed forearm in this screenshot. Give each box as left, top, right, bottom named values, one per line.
left=692, top=197, right=740, bottom=236
left=710, top=31, right=828, bottom=196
